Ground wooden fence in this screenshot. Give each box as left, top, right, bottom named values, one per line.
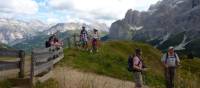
left=30, top=46, right=64, bottom=87
left=0, top=49, right=25, bottom=78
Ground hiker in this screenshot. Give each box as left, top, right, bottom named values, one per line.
left=129, top=48, right=147, bottom=88
left=45, top=34, right=55, bottom=48
left=91, top=28, right=100, bottom=53
left=46, top=33, right=63, bottom=48
left=80, top=26, right=89, bottom=50
left=161, top=46, right=180, bottom=88
left=53, top=37, right=63, bottom=49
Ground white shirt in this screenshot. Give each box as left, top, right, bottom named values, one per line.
left=92, top=32, right=99, bottom=39
left=161, top=53, right=180, bottom=67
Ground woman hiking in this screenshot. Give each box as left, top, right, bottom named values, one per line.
left=161, top=46, right=180, bottom=88
left=91, top=28, right=100, bottom=53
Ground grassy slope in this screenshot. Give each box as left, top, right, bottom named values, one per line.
left=59, top=41, right=165, bottom=87
left=58, top=41, right=200, bottom=88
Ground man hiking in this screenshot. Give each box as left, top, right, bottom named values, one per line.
left=161, top=46, right=180, bottom=88
left=132, top=48, right=147, bottom=88
left=80, top=26, right=89, bottom=50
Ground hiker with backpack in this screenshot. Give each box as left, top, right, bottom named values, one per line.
left=128, top=48, right=147, bottom=88
left=161, top=46, right=180, bottom=88
left=80, top=26, right=89, bottom=51
left=45, top=34, right=55, bottom=48
left=45, top=32, right=63, bottom=48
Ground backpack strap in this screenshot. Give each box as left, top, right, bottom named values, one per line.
left=165, top=53, right=168, bottom=64
left=165, top=52, right=178, bottom=64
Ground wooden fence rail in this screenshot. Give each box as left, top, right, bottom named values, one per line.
left=30, top=46, right=64, bottom=87
left=0, top=49, right=25, bottom=78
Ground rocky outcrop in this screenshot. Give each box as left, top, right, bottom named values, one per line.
left=109, top=0, right=200, bottom=40
left=109, top=0, right=200, bottom=56
left=109, top=20, right=133, bottom=40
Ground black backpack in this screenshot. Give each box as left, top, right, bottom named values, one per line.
left=45, top=41, right=51, bottom=48
left=127, top=55, right=141, bottom=72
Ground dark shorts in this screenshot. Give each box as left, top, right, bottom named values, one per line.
left=92, top=38, right=97, bottom=46
left=81, top=40, right=88, bottom=46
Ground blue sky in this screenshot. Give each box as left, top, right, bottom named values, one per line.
left=0, top=0, right=160, bottom=26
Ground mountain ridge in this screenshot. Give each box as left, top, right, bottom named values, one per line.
left=109, top=0, right=200, bottom=57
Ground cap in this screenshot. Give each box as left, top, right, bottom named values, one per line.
left=168, top=46, right=174, bottom=50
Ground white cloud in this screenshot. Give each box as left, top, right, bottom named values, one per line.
left=47, top=18, right=60, bottom=24
left=48, top=0, right=74, bottom=10
left=0, top=0, right=160, bottom=26
left=0, top=0, right=38, bottom=14
left=47, top=0, right=160, bottom=26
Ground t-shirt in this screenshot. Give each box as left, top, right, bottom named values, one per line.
left=161, top=53, right=180, bottom=67
left=133, top=56, right=143, bottom=69
left=92, top=32, right=99, bottom=39
left=80, top=30, right=88, bottom=41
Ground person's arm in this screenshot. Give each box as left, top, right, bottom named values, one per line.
left=161, top=54, right=168, bottom=68
left=175, top=54, right=181, bottom=66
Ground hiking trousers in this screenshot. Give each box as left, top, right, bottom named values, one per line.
left=165, top=67, right=176, bottom=88
left=134, top=72, right=143, bottom=88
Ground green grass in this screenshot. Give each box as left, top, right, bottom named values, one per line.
left=1, top=41, right=199, bottom=88
left=0, top=80, right=13, bottom=88
left=175, top=58, right=200, bottom=88
left=0, top=57, right=17, bottom=61
left=34, top=79, right=59, bottom=88
left=0, top=79, right=59, bottom=88
left=58, top=41, right=200, bottom=88
left=59, top=41, right=166, bottom=87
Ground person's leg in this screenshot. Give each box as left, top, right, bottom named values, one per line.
left=81, top=40, right=84, bottom=48
left=170, top=67, right=176, bottom=88
left=93, top=39, right=97, bottom=52
left=85, top=41, right=88, bottom=50
left=92, top=39, right=94, bottom=51
left=165, top=68, right=170, bottom=88
left=168, top=67, right=172, bottom=88
left=134, top=72, right=143, bottom=88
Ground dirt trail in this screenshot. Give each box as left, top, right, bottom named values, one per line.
left=53, top=67, right=148, bottom=88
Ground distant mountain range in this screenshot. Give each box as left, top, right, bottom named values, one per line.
left=109, top=0, right=200, bottom=57
left=0, top=18, right=49, bottom=45
left=0, top=18, right=109, bottom=48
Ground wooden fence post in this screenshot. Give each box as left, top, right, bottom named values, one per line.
left=73, top=34, right=76, bottom=47
left=67, top=37, right=71, bottom=48
left=19, top=50, right=25, bottom=78
left=30, top=52, right=34, bottom=88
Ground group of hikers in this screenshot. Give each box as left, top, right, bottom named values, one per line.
left=129, top=47, right=180, bottom=88
left=45, top=26, right=100, bottom=53
left=75, top=26, right=100, bottom=53
left=45, top=31, right=63, bottom=49
left=44, top=26, right=180, bottom=88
